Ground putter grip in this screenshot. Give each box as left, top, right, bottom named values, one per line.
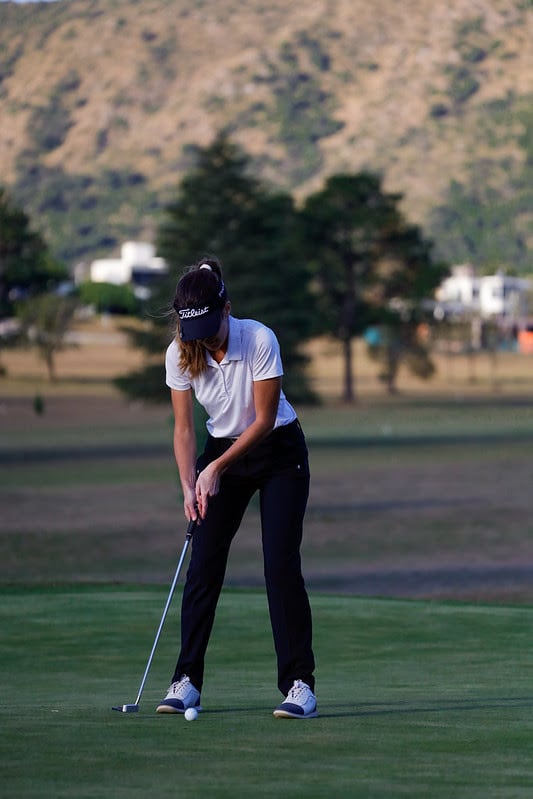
left=186, top=517, right=197, bottom=537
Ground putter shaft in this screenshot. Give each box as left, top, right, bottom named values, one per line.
left=112, top=518, right=196, bottom=714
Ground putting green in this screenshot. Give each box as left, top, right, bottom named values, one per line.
left=1, top=586, right=532, bottom=797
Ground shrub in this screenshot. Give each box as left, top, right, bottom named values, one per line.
left=78, top=282, right=140, bottom=315
left=28, top=96, right=73, bottom=152
left=448, top=67, right=480, bottom=104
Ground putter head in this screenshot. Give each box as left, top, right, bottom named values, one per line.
left=112, top=704, right=139, bottom=713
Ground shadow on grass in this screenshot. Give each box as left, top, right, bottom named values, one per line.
left=318, top=695, right=533, bottom=719
left=120, top=696, right=533, bottom=720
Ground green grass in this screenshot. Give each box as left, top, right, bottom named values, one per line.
left=0, top=455, right=176, bottom=489
left=298, top=398, right=533, bottom=442
left=2, top=395, right=532, bottom=454
left=1, top=586, right=533, bottom=798
left=0, top=414, right=172, bottom=452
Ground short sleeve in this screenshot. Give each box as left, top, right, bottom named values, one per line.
left=165, top=339, right=191, bottom=390
left=251, top=325, right=284, bottom=381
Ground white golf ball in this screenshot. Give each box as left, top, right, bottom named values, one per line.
left=184, top=707, right=198, bottom=722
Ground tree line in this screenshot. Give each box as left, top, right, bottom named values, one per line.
left=0, top=133, right=449, bottom=402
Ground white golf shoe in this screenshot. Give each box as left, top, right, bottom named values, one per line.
left=273, top=679, right=318, bottom=719
left=156, top=675, right=202, bottom=714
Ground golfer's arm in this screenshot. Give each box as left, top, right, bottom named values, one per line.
left=213, top=376, right=281, bottom=473
left=171, top=388, right=197, bottom=499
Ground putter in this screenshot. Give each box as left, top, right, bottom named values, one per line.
left=112, top=517, right=197, bottom=713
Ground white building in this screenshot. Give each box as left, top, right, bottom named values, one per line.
left=85, top=241, right=168, bottom=299
left=435, top=265, right=531, bottom=320
left=89, top=257, right=129, bottom=285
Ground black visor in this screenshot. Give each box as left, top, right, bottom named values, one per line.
left=177, top=304, right=223, bottom=342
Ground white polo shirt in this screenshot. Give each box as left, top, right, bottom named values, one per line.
left=165, top=316, right=297, bottom=439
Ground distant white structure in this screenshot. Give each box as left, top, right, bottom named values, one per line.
left=82, top=241, right=168, bottom=300
left=435, top=264, right=531, bottom=320
left=89, top=257, right=129, bottom=285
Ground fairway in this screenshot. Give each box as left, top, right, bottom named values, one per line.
left=2, top=393, right=533, bottom=600
left=1, top=586, right=533, bottom=798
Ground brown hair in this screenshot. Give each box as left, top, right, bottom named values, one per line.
left=173, top=256, right=228, bottom=378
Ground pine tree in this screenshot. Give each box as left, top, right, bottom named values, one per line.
left=117, top=134, right=317, bottom=404
left=0, top=186, right=65, bottom=317
left=299, top=173, right=448, bottom=400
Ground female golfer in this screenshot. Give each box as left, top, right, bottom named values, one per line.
left=156, top=256, right=317, bottom=719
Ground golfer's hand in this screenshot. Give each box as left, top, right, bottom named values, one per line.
left=195, top=462, right=221, bottom=519
left=183, top=486, right=199, bottom=524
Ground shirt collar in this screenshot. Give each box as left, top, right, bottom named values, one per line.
left=206, top=316, right=243, bottom=366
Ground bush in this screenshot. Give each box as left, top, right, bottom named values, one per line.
left=114, top=362, right=167, bottom=402
left=448, top=67, right=480, bottom=104
left=28, top=96, right=74, bottom=152
left=78, top=282, right=140, bottom=315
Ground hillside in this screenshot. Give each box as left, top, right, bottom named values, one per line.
left=0, top=0, right=532, bottom=269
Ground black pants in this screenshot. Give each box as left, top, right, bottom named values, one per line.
left=172, top=419, right=315, bottom=696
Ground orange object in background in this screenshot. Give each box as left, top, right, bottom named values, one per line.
left=518, top=327, right=533, bottom=354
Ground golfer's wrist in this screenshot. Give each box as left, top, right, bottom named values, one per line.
left=182, top=483, right=196, bottom=501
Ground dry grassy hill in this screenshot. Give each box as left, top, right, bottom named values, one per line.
left=0, top=0, right=531, bottom=267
